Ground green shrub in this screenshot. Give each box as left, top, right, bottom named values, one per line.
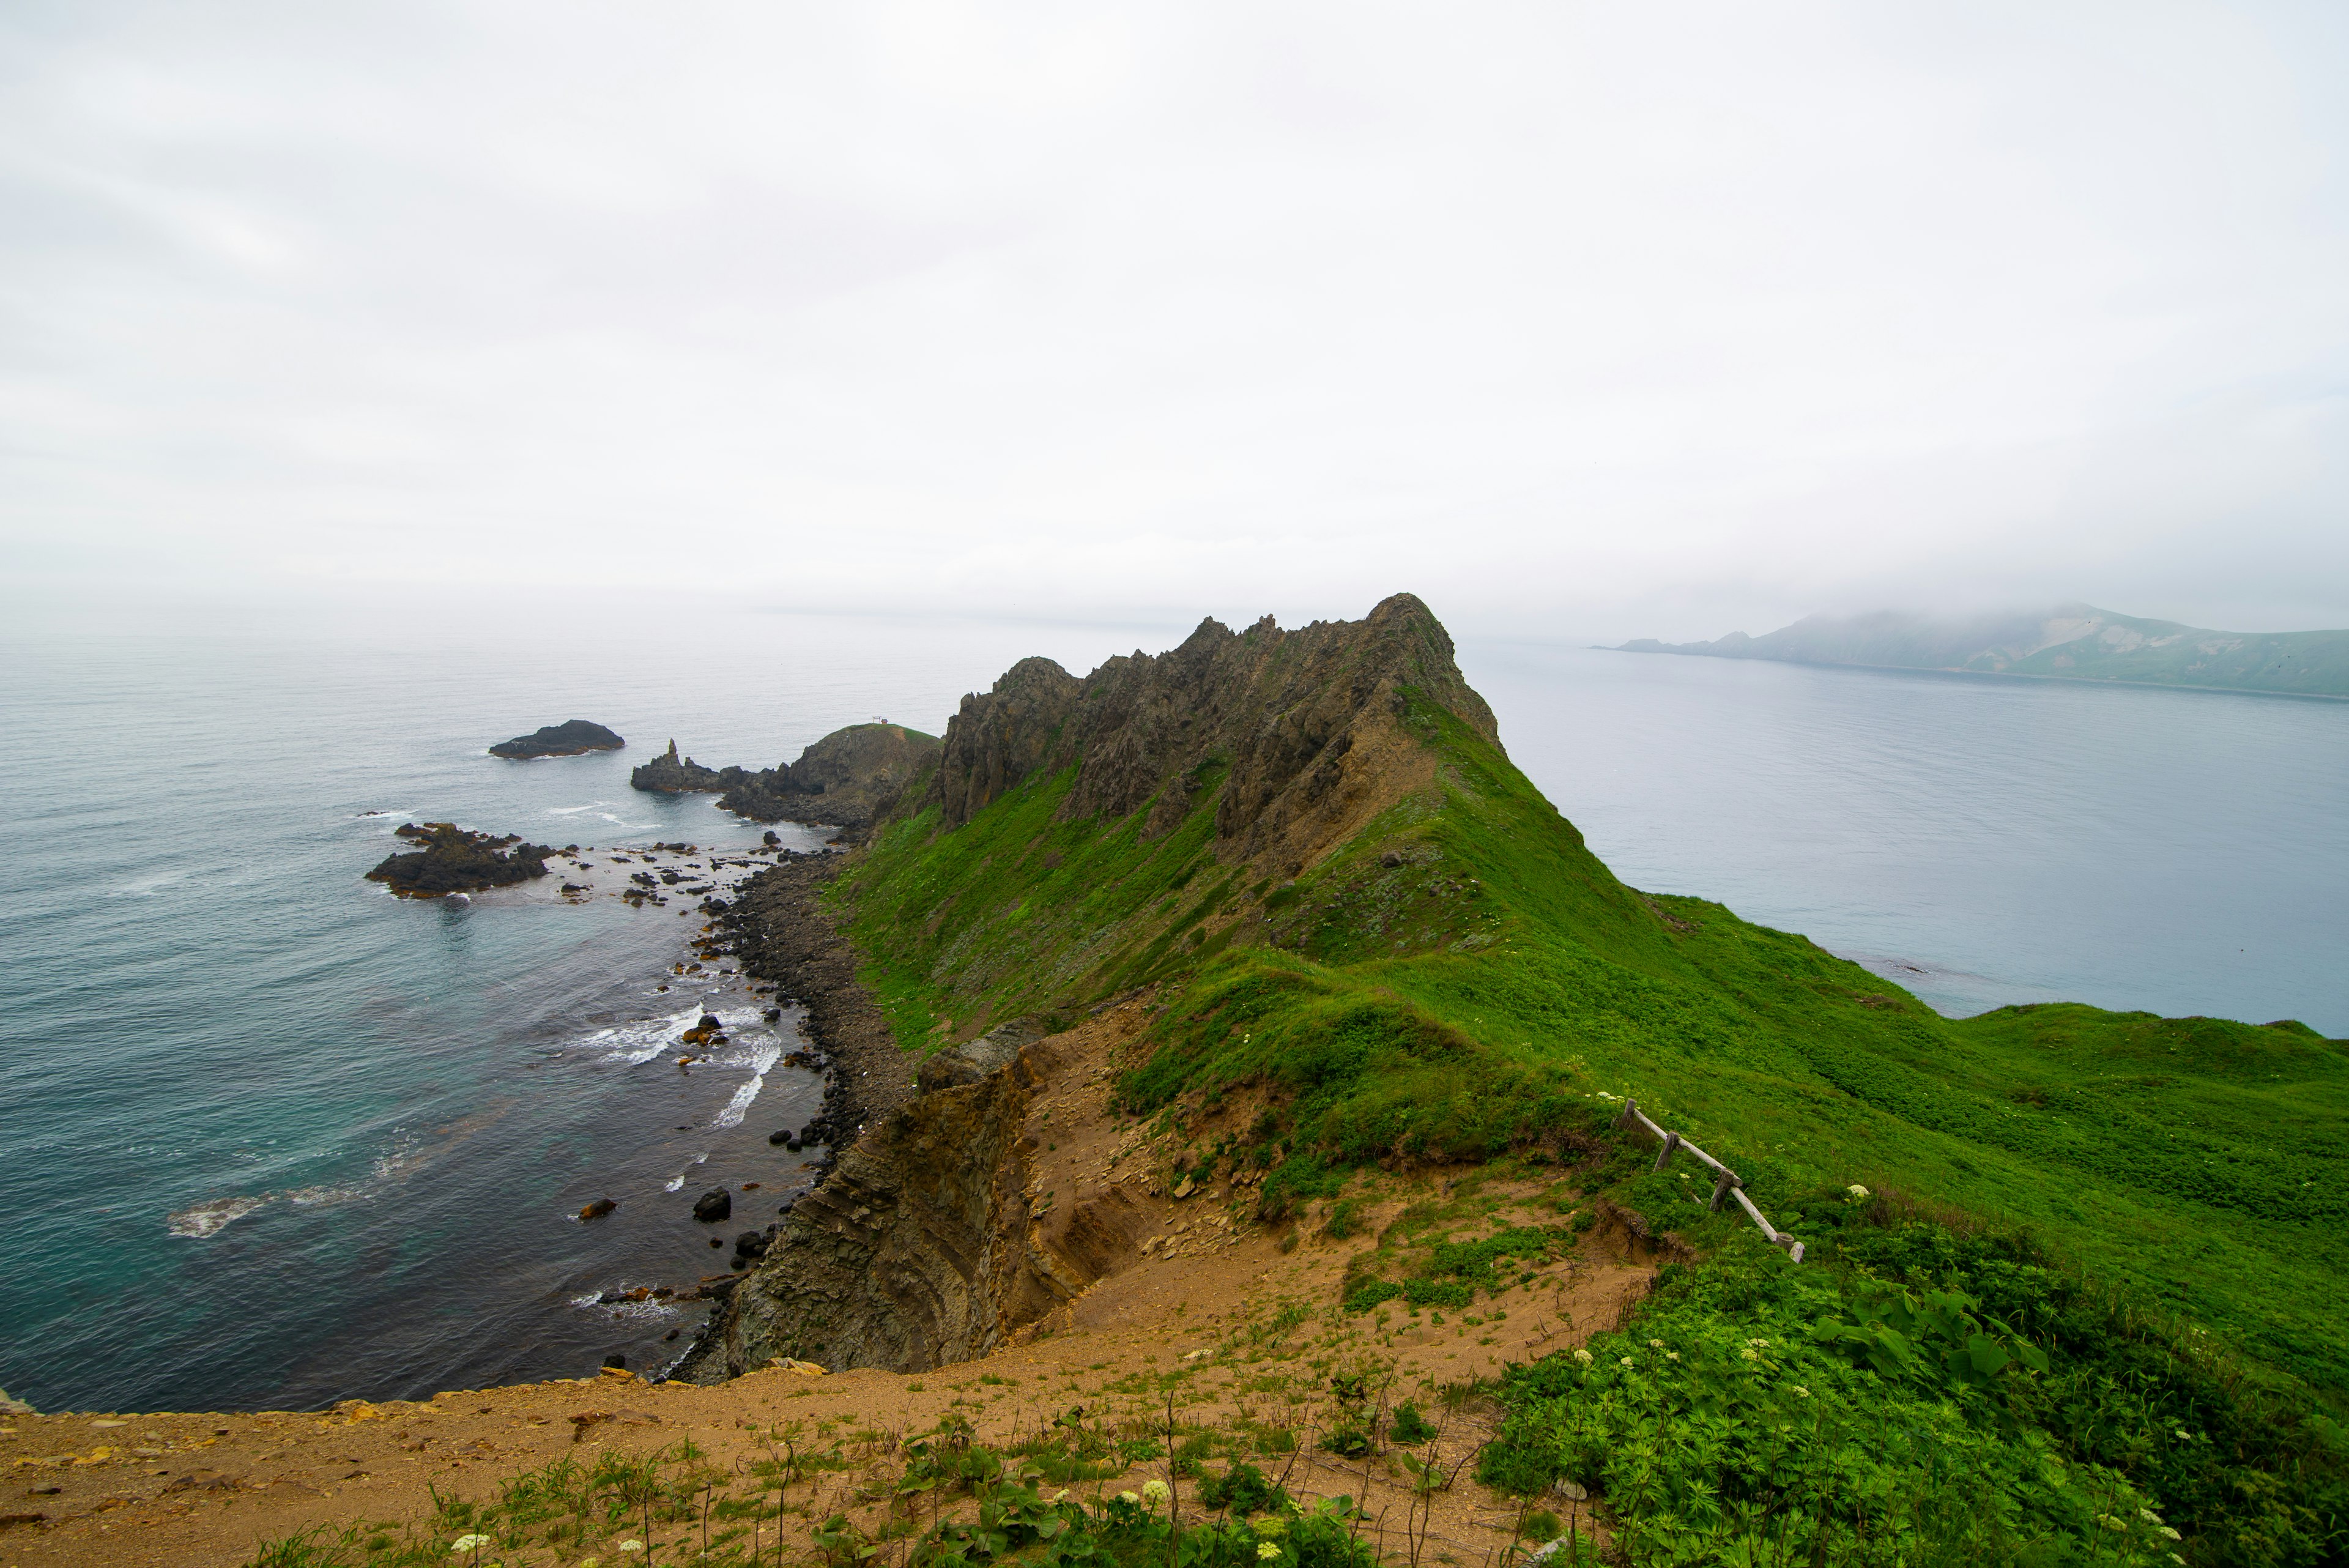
left=1403, top=1278, right=1472, bottom=1309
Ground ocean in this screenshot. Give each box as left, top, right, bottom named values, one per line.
left=1, top=612, right=2342, bottom=1416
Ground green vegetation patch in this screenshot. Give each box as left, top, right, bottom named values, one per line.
left=1483, top=1221, right=2349, bottom=1567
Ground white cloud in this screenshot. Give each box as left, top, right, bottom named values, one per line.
left=4, top=0, right=2345, bottom=639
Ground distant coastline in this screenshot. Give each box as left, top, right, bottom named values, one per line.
left=1614, top=603, right=2349, bottom=700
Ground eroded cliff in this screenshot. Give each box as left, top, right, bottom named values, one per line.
left=929, top=591, right=1497, bottom=874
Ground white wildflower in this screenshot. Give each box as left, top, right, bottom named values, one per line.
left=618, top=1545, right=647, bottom=1558
left=1647, top=1339, right=1664, bottom=1349
left=1740, top=1348, right=1760, bottom=1362
left=1666, top=1351, right=1680, bottom=1361
left=1143, top=1479, right=1171, bottom=1504
left=1572, top=1348, right=1593, bottom=1367
left=1846, top=1184, right=1869, bottom=1201
left=1119, top=1490, right=1141, bottom=1504
left=1619, top=1356, right=1635, bottom=1367
left=450, top=1539, right=492, bottom=1555
left=1789, top=1386, right=1809, bottom=1399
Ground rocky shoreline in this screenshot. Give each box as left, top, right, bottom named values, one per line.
left=703, top=852, right=913, bottom=1170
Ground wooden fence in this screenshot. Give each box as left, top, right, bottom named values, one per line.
left=1610, top=1098, right=1805, bottom=1264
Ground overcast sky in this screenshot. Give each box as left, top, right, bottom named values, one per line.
left=5, top=1, right=2346, bottom=641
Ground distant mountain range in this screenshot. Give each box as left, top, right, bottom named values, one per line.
left=1617, top=604, right=2349, bottom=699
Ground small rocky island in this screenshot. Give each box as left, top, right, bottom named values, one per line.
left=630, top=723, right=939, bottom=831
left=366, top=822, right=558, bottom=896
left=489, top=719, right=625, bottom=759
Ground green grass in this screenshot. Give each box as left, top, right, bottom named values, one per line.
left=830, top=681, right=2349, bottom=1556
left=841, top=691, right=2348, bottom=1392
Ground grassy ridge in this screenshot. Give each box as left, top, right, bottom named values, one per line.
left=839, top=694, right=2349, bottom=1393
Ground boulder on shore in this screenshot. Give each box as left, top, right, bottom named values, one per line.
left=366, top=822, right=554, bottom=897
left=692, top=1187, right=733, bottom=1223
left=490, top=719, right=625, bottom=759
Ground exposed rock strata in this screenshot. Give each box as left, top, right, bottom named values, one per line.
left=365, top=822, right=555, bottom=896
left=929, top=591, right=1497, bottom=874
left=489, top=719, right=624, bottom=758
left=674, top=1017, right=1151, bottom=1380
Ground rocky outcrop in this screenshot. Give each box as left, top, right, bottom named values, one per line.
left=633, top=724, right=941, bottom=831
left=365, top=823, right=554, bottom=896
left=670, top=595, right=1493, bottom=1383
left=489, top=720, right=624, bottom=759
left=632, top=740, right=726, bottom=793
left=673, top=1022, right=1098, bottom=1379
left=928, top=592, right=1499, bottom=874
left=716, top=724, right=940, bottom=829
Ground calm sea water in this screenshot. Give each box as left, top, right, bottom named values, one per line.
left=1, top=613, right=2341, bottom=1415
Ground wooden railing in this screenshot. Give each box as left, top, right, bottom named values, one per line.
left=1611, top=1098, right=1805, bottom=1264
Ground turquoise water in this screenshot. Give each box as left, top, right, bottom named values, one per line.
left=1, top=614, right=2342, bottom=1415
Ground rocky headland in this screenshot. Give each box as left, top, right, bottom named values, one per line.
left=674, top=593, right=1502, bottom=1379
left=23, top=593, right=2336, bottom=1566
left=630, top=723, right=940, bottom=832
left=488, top=719, right=625, bottom=758
left=364, top=822, right=558, bottom=896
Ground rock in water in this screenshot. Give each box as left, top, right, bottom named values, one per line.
left=489, top=719, right=625, bottom=759
left=692, top=1187, right=733, bottom=1222
left=630, top=738, right=726, bottom=793
left=579, top=1197, right=618, bottom=1221
left=366, top=822, right=554, bottom=897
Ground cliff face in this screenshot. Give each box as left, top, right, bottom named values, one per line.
left=674, top=1022, right=1144, bottom=1380
left=929, top=592, right=1497, bottom=873
left=678, top=594, right=1494, bottom=1382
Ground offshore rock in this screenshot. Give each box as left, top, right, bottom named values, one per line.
left=928, top=591, right=1501, bottom=873
left=365, top=823, right=553, bottom=896
left=489, top=719, right=624, bottom=759
left=632, top=740, right=726, bottom=793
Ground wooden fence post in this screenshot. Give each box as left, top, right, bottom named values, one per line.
left=1651, top=1131, right=1682, bottom=1172
left=1708, top=1167, right=1738, bottom=1213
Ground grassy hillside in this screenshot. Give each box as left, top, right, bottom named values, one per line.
left=833, top=680, right=2348, bottom=1561
left=840, top=693, right=2349, bottom=1388
left=1623, top=604, right=2349, bottom=699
